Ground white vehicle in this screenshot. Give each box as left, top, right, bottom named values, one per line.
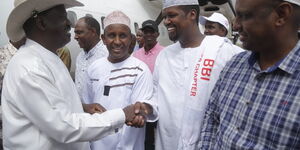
left=0, top=0, right=236, bottom=76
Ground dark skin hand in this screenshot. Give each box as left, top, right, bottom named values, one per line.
left=123, top=102, right=153, bottom=128
left=82, top=103, right=107, bottom=114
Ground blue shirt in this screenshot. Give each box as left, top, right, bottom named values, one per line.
left=200, top=40, right=300, bottom=149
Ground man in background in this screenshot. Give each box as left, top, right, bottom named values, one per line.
left=200, top=12, right=244, bottom=51
left=136, top=28, right=145, bottom=49
left=200, top=12, right=229, bottom=37
left=74, top=16, right=108, bottom=101
left=133, top=20, right=164, bottom=73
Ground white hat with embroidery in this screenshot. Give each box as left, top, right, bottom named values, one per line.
left=7, top=0, right=83, bottom=42
left=199, top=12, right=230, bottom=31
left=283, top=0, right=300, bottom=6
left=163, top=0, right=199, bottom=9
left=103, top=10, right=131, bottom=29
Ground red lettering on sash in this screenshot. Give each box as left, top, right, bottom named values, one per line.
left=190, top=55, right=203, bottom=97
left=201, top=67, right=212, bottom=77
left=200, top=77, right=210, bottom=81
left=203, top=59, right=214, bottom=67
left=199, top=59, right=215, bottom=81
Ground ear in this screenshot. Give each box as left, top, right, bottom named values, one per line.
left=188, top=9, right=197, bottom=21
left=274, top=2, right=293, bottom=27
left=221, top=27, right=227, bottom=35
left=35, top=16, right=47, bottom=31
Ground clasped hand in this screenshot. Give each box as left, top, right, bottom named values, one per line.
left=123, top=102, right=153, bottom=128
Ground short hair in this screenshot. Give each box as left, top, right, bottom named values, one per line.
left=81, top=16, right=101, bottom=35
left=178, top=5, right=200, bottom=23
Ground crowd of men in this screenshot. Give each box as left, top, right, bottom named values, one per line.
left=0, top=0, right=300, bottom=149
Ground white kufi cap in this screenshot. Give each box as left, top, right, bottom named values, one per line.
left=103, top=10, right=131, bottom=29
left=200, top=12, right=229, bottom=31
left=163, top=0, right=199, bottom=9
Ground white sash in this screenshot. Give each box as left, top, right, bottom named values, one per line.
left=179, top=36, right=225, bottom=149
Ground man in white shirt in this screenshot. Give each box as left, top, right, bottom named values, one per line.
left=199, top=12, right=230, bottom=37
left=0, top=37, right=26, bottom=149
left=154, top=0, right=243, bottom=150
left=74, top=16, right=108, bottom=102
left=83, top=10, right=157, bottom=150
left=200, top=12, right=244, bottom=51
left=2, top=0, right=146, bottom=149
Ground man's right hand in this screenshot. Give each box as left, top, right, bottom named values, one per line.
left=82, top=103, right=106, bottom=114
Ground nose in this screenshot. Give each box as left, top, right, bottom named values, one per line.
left=65, top=18, right=71, bottom=31
left=204, top=28, right=210, bottom=35
left=163, top=17, right=171, bottom=27
left=113, top=36, right=122, bottom=46
left=74, top=34, right=78, bottom=40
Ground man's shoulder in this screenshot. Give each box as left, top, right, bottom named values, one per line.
left=127, top=56, right=147, bottom=67
left=224, top=51, right=251, bottom=69
left=89, top=57, right=107, bottom=68
left=157, top=42, right=179, bottom=55
left=76, top=51, right=85, bottom=59
left=5, top=47, right=45, bottom=75
left=133, top=48, right=144, bottom=56
left=87, top=57, right=108, bottom=75
left=122, top=57, right=151, bottom=74
left=156, top=43, right=165, bottom=50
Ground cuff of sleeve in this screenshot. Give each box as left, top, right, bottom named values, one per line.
left=105, top=108, right=126, bottom=130
left=141, top=101, right=158, bottom=122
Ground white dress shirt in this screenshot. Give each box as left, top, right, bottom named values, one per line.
left=1, top=39, right=125, bottom=150
left=75, top=41, right=108, bottom=100
left=154, top=36, right=243, bottom=150
left=83, top=56, right=157, bottom=150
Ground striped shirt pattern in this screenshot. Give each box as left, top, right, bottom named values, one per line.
left=200, top=40, right=300, bottom=149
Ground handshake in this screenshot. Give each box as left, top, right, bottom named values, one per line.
left=83, top=102, right=153, bottom=128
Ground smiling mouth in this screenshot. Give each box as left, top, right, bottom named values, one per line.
left=112, top=48, right=122, bottom=53
left=167, top=27, right=175, bottom=33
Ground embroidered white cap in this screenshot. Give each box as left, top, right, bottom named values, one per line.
left=103, top=10, right=131, bottom=29
left=283, top=0, right=300, bottom=6
left=199, top=12, right=229, bottom=31
left=162, top=0, right=199, bottom=9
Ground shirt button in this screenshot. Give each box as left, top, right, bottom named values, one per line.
left=245, top=101, right=251, bottom=105
left=115, top=128, right=119, bottom=133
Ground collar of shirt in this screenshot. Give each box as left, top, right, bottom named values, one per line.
left=26, top=39, right=58, bottom=60
left=248, top=40, right=300, bottom=74
left=84, top=41, right=102, bottom=60
left=144, top=42, right=160, bottom=55
left=6, top=43, right=18, bottom=55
